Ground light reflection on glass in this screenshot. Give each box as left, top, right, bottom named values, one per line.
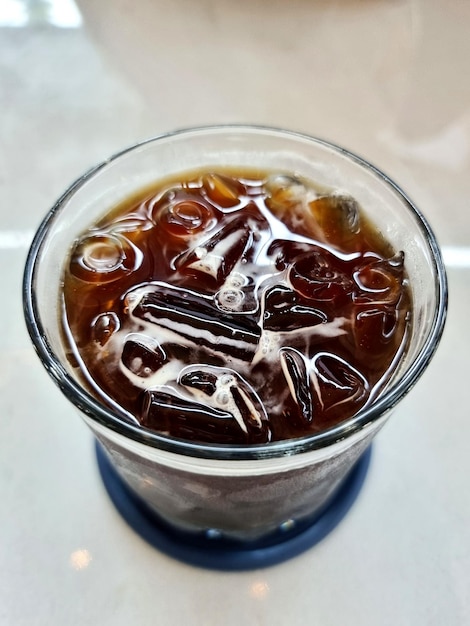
left=69, top=548, right=92, bottom=570
left=250, top=580, right=270, bottom=600
left=0, top=0, right=82, bottom=28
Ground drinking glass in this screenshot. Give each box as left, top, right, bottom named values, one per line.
left=23, top=126, right=447, bottom=562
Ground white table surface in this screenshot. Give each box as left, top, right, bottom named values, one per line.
left=1, top=1, right=469, bottom=624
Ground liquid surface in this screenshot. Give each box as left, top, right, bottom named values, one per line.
left=62, top=169, right=411, bottom=444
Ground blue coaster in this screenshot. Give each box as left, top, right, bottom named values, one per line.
left=96, top=442, right=372, bottom=571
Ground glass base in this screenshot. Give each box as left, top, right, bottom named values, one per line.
left=95, top=442, right=372, bottom=571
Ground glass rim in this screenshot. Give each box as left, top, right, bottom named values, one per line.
left=22, top=124, right=448, bottom=461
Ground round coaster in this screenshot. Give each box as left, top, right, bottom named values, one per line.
left=96, top=443, right=372, bottom=571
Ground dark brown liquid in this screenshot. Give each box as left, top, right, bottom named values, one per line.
left=62, top=169, right=411, bottom=444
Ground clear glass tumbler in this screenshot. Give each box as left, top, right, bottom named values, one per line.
left=23, top=126, right=447, bottom=546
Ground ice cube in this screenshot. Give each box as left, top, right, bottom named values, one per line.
left=179, top=365, right=270, bottom=436
left=289, top=248, right=353, bottom=304
left=175, top=216, right=252, bottom=286
left=310, top=352, right=368, bottom=418
left=264, top=174, right=321, bottom=240
left=202, top=172, right=247, bottom=210
left=262, top=284, right=327, bottom=332
left=91, top=312, right=120, bottom=346
left=265, top=174, right=316, bottom=211
left=69, top=233, right=140, bottom=283
left=266, top=239, right=317, bottom=271
left=309, top=192, right=361, bottom=248
left=141, top=388, right=241, bottom=444
left=98, top=212, right=153, bottom=235
left=152, top=188, right=217, bottom=238
left=179, top=369, right=218, bottom=396
left=130, top=282, right=261, bottom=362
left=353, top=252, right=404, bottom=305
left=121, top=335, right=166, bottom=378
left=279, top=348, right=313, bottom=423
left=353, top=308, right=401, bottom=352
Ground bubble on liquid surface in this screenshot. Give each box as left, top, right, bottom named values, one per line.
left=215, top=271, right=260, bottom=314
left=215, top=287, right=245, bottom=311
left=215, top=390, right=230, bottom=406
left=226, top=271, right=248, bottom=288
left=219, top=374, right=235, bottom=386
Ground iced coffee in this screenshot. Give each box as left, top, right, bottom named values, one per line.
left=62, top=169, right=411, bottom=445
